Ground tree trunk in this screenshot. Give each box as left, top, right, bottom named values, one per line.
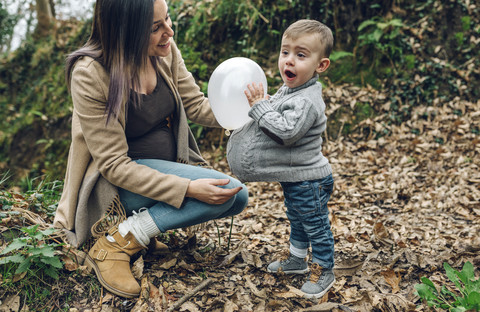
left=34, top=0, right=54, bottom=39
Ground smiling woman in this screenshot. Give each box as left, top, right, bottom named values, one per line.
left=53, top=0, right=248, bottom=299
left=149, top=0, right=174, bottom=57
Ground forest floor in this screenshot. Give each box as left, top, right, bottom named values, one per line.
left=0, top=84, right=479, bottom=312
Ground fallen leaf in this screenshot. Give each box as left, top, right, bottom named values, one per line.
left=132, top=256, right=144, bottom=279
left=159, top=257, right=177, bottom=270
left=245, top=275, right=267, bottom=299
left=381, top=269, right=401, bottom=294
left=0, top=295, right=20, bottom=311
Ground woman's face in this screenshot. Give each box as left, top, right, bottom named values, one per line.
left=148, top=0, right=174, bottom=57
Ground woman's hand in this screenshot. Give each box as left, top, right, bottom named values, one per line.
left=186, top=179, right=243, bottom=205
left=244, top=82, right=267, bottom=107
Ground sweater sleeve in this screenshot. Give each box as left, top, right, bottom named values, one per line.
left=248, top=97, right=318, bottom=146
left=71, top=61, right=190, bottom=208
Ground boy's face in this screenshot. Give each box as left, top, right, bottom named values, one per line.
left=278, top=33, right=329, bottom=89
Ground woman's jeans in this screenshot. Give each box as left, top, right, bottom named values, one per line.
left=118, top=159, right=248, bottom=233
left=280, top=174, right=334, bottom=269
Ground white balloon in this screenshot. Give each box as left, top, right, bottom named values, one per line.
left=208, top=57, right=268, bottom=130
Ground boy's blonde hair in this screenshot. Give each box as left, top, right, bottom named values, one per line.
left=283, top=19, right=334, bottom=58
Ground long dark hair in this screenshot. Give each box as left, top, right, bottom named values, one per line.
left=65, top=0, right=155, bottom=123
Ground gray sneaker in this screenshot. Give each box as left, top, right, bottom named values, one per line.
left=301, top=263, right=335, bottom=299
left=267, top=252, right=309, bottom=274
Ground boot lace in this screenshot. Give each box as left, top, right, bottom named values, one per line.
left=279, top=249, right=292, bottom=264
left=309, top=263, right=323, bottom=283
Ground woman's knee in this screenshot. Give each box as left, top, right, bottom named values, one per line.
left=223, top=186, right=249, bottom=217
left=237, top=185, right=249, bottom=208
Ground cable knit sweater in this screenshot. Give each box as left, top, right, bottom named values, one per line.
left=227, top=75, right=332, bottom=182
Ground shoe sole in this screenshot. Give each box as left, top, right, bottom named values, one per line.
left=302, top=278, right=335, bottom=299
left=267, top=267, right=310, bottom=274
left=85, top=255, right=140, bottom=298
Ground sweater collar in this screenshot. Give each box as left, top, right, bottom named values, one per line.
left=282, top=74, right=319, bottom=94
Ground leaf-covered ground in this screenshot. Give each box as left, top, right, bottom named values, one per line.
left=1, top=82, right=479, bottom=312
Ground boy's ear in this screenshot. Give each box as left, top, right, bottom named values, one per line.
left=316, top=58, right=330, bottom=73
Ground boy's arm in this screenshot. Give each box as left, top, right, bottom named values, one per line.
left=248, top=97, right=318, bottom=146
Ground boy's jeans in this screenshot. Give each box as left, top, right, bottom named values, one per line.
left=280, top=174, right=334, bottom=269
left=118, top=159, right=248, bottom=232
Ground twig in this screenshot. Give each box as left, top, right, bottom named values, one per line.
left=227, top=216, right=234, bottom=252
left=166, top=278, right=212, bottom=312
left=213, top=220, right=221, bottom=247
left=336, top=120, right=345, bottom=139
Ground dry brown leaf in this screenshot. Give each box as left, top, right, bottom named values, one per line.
left=223, top=299, right=239, bottom=312
left=241, top=249, right=263, bottom=268
left=300, top=302, right=341, bottom=312
left=158, top=257, right=177, bottom=270
left=244, top=275, right=267, bottom=299
left=132, top=255, right=144, bottom=279
left=61, top=254, right=79, bottom=271
left=275, top=285, right=304, bottom=299
left=373, top=222, right=388, bottom=239
left=12, top=271, right=27, bottom=283
left=380, top=269, right=401, bottom=294
left=344, top=232, right=357, bottom=243
left=179, top=302, right=200, bottom=312
left=101, top=293, right=114, bottom=304
left=265, top=299, right=292, bottom=312
left=217, top=248, right=241, bottom=267
left=334, top=259, right=364, bottom=277
left=0, top=295, right=21, bottom=311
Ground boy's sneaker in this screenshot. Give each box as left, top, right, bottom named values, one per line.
left=267, top=252, right=309, bottom=274
left=301, top=263, right=335, bottom=299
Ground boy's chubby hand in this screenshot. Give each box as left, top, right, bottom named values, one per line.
left=244, top=82, right=268, bottom=107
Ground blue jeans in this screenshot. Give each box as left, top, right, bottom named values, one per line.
left=280, top=174, right=334, bottom=269
left=118, top=159, right=248, bottom=232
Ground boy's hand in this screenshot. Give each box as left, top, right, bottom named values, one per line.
left=244, top=82, right=267, bottom=107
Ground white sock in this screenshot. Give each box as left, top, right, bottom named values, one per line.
left=107, top=209, right=160, bottom=247
left=290, top=244, right=308, bottom=259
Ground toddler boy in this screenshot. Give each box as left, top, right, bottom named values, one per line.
left=227, top=19, right=335, bottom=299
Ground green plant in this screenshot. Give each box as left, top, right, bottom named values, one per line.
left=0, top=170, right=11, bottom=186
left=415, top=261, right=480, bottom=312
left=329, top=51, right=354, bottom=62
left=0, top=224, right=64, bottom=281
left=18, top=174, right=42, bottom=193
left=357, top=17, right=405, bottom=73
left=26, top=178, right=63, bottom=216
left=188, top=120, right=206, bottom=140
left=213, top=216, right=235, bottom=252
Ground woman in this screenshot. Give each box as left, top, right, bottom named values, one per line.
left=53, top=0, right=248, bottom=298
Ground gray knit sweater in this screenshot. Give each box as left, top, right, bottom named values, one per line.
left=226, top=75, right=332, bottom=182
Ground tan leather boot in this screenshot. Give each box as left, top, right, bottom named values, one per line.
left=85, top=226, right=145, bottom=298
left=147, top=237, right=169, bottom=255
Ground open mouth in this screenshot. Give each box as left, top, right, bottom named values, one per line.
left=158, top=41, right=170, bottom=47
left=285, top=70, right=296, bottom=79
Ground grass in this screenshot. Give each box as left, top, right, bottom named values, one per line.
left=0, top=175, right=77, bottom=311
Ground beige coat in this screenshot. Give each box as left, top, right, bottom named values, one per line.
left=53, top=41, right=219, bottom=247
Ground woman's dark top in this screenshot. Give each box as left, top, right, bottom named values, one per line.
left=125, top=74, right=177, bottom=161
